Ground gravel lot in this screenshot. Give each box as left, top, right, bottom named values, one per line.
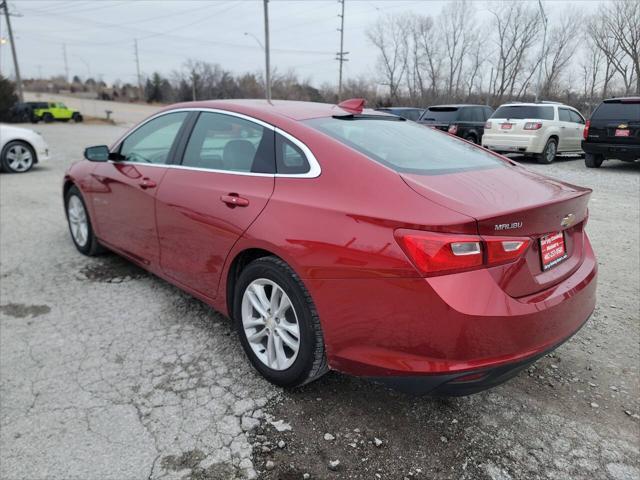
left=1, top=122, right=638, bottom=480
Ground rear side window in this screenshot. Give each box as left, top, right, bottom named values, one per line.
left=420, top=107, right=459, bottom=122
left=275, top=133, right=310, bottom=174
left=592, top=101, right=640, bottom=120
left=182, top=112, right=275, bottom=173
left=492, top=105, right=554, bottom=120
left=305, top=117, right=504, bottom=175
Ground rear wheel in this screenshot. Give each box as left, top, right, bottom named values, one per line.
left=585, top=153, right=604, bottom=168
left=65, top=185, right=105, bottom=255
left=463, top=133, right=478, bottom=144
left=1, top=141, right=35, bottom=173
left=72, top=112, right=83, bottom=123
left=43, top=113, right=54, bottom=123
left=537, top=138, right=557, bottom=164
left=234, top=256, right=328, bottom=388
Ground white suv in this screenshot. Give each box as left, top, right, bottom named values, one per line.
left=481, top=102, right=586, bottom=164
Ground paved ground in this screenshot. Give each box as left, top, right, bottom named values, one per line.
left=0, top=123, right=638, bottom=480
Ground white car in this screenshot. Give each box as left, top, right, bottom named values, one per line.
left=0, top=124, right=50, bottom=173
left=481, top=102, right=586, bottom=164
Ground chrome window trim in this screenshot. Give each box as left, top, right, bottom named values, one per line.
left=111, top=107, right=321, bottom=178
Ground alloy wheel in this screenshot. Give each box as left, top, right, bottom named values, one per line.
left=241, top=278, right=300, bottom=371
left=6, top=145, right=34, bottom=172
left=546, top=141, right=556, bottom=162
left=67, top=195, right=89, bottom=247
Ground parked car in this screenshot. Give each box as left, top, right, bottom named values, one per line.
left=417, top=104, right=493, bottom=144
left=482, top=102, right=585, bottom=164
left=32, top=102, right=83, bottom=123
left=582, top=97, right=640, bottom=168
left=64, top=98, right=597, bottom=395
left=375, top=107, right=425, bottom=121
left=0, top=124, right=50, bottom=173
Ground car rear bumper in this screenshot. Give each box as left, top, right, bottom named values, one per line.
left=308, top=233, right=597, bottom=387
left=582, top=141, right=640, bottom=161
left=368, top=316, right=589, bottom=395
left=482, top=133, right=547, bottom=154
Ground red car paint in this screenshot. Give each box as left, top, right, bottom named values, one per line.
left=64, top=99, right=597, bottom=386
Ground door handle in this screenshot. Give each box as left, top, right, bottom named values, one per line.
left=139, top=178, right=157, bottom=189
left=221, top=194, right=249, bottom=207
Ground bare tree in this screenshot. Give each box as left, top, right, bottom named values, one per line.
left=540, top=12, right=582, bottom=98
left=604, top=0, right=640, bottom=93
left=440, top=0, right=475, bottom=100
left=367, top=15, right=410, bottom=102
left=488, top=1, right=541, bottom=103
left=413, top=15, right=443, bottom=101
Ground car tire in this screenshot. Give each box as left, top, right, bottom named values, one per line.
left=72, top=113, right=83, bottom=123
left=585, top=153, right=603, bottom=168
left=64, top=185, right=105, bottom=256
left=43, top=113, right=54, bottom=123
left=463, top=133, right=478, bottom=144
left=537, top=138, right=558, bottom=164
left=234, top=256, right=328, bottom=388
left=1, top=140, right=35, bottom=173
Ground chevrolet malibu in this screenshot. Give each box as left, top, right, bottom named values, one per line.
left=63, top=99, right=597, bottom=395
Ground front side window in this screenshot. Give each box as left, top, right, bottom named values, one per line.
left=559, top=109, right=572, bottom=122
left=182, top=112, right=274, bottom=173
left=119, top=112, right=188, bottom=164
left=305, top=117, right=505, bottom=175
left=492, top=105, right=555, bottom=120
left=569, top=110, right=585, bottom=124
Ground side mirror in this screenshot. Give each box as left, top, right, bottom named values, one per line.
left=84, top=145, right=110, bottom=162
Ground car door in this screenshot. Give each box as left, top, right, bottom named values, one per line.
left=558, top=108, right=576, bottom=151
left=89, top=111, right=189, bottom=267
left=155, top=110, right=276, bottom=300
left=569, top=110, right=586, bottom=150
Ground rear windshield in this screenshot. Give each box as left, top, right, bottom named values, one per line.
left=492, top=105, right=554, bottom=120
left=305, top=117, right=505, bottom=175
left=419, top=107, right=459, bottom=123
left=592, top=101, right=640, bottom=120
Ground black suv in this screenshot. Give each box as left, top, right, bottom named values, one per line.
left=375, top=107, right=425, bottom=121
left=417, top=104, right=494, bottom=144
left=582, top=97, right=640, bottom=168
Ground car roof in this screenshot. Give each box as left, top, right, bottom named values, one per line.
left=498, top=102, right=567, bottom=107
left=603, top=97, right=640, bottom=102
left=376, top=107, right=423, bottom=110
left=160, top=99, right=395, bottom=122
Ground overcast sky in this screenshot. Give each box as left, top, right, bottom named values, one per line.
left=1, top=0, right=604, bottom=87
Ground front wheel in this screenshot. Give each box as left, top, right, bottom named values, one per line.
left=65, top=185, right=105, bottom=255
left=72, top=113, right=83, bottom=123
left=537, top=138, right=557, bottom=164
left=1, top=141, right=35, bottom=173
left=234, top=256, right=328, bottom=388
left=43, top=113, right=54, bottom=123
left=585, top=153, right=603, bottom=168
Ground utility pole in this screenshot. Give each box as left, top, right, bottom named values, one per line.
left=62, top=43, right=69, bottom=84
left=134, top=39, right=144, bottom=100
left=1, top=0, right=23, bottom=101
left=336, top=0, right=349, bottom=101
left=263, top=0, right=271, bottom=102
left=534, top=0, right=548, bottom=103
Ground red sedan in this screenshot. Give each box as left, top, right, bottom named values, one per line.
left=63, top=99, right=597, bottom=395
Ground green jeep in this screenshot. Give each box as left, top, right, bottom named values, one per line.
left=32, top=102, right=83, bottom=123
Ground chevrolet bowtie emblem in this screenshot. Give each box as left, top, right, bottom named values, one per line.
left=561, top=213, right=576, bottom=228
left=618, top=123, right=628, bottom=129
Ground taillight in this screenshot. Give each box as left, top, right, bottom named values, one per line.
left=524, top=122, right=543, bottom=130
left=583, top=120, right=590, bottom=140
left=484, top=121, right=492, bottom=129
left=448, top=124, right=458, bottom=135
left=395, top=230, right=530, bottom=276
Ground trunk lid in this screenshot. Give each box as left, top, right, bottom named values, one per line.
left=401, top=165, right=591, bottom=297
